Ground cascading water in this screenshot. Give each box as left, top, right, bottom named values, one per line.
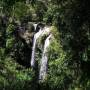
left=39, top=34, right=52, bottom=81
left=33, top=24, right=37, bottom=31
left=31, top=28, right=43, bottom=68
left=31, top=25, right=51, bottom=68
left=31, top=24, right=52, bottom=81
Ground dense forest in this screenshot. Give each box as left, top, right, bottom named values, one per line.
left=0, top=0, right=90, bottom=90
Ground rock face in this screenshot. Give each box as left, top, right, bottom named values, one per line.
left=17, top=22, right=34, bottom=45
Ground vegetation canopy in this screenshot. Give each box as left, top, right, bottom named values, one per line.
left=0, top=0, right=90, bottom=90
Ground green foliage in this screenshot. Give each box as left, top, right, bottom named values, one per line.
left=6, top=24, right=15, bottom=50
left=43, top=5, right=55, bottom=24
left=0, top=0, right=90, bottom=90
left=35, top=1, right=47, bottom=21
left=6, top=38, right=15, bottom=49
left=0, top=48, right=5, bottom=60
left=43, top=0, right=90, bottom=89
left=45, top=27, right=70, bottom=89
left=12, top=2, right=29, bottom=20
left=0, top=57, right=35, bottom=90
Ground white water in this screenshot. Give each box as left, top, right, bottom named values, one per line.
left=31, top=26, right=51, bottom=68
left=31, top=29, right=43, bottom=68
left=33, top=24, right=37, bottom=31
left=39, top=34, right=52, bottom=81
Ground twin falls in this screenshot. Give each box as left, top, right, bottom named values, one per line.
left=18, top=22, right=53, bottom=81
left=31, top=23, right=52, bottom=81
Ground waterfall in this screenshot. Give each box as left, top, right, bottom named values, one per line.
left=39, top=34, right=52, bottom=81
left=31, top=24, right=52, bottom=81
left=33, top=24, right=37, bottom=31
left=31, top=25, right=51, bottom=68
left=31, top=28, right=43, bottom=68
